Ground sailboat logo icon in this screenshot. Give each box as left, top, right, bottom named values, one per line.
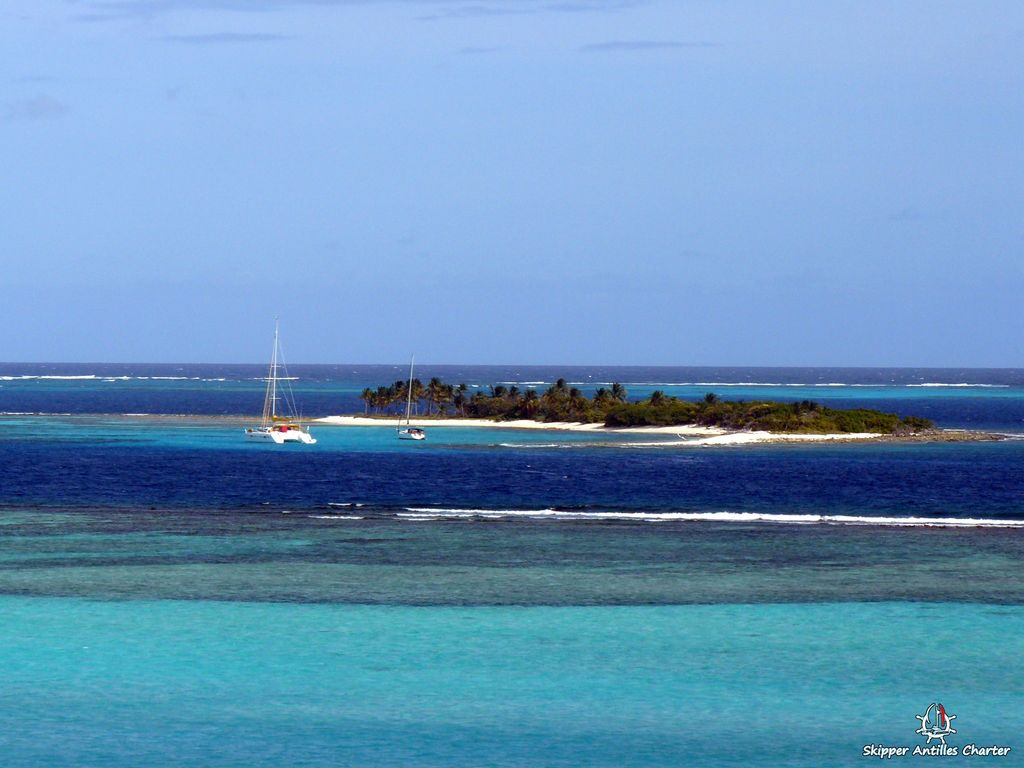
left=915, top=703, right=957, bottom=745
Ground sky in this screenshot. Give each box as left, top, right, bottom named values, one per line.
left=1, top=0, right=1021, bottom=366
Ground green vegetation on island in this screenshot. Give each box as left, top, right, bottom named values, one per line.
left=360, top=378, right=934, bottom=435
left=603, top=392, right=933, bottom=434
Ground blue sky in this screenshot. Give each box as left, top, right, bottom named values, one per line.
left=2, top=0, right=1021, bottom=365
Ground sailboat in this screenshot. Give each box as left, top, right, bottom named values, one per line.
left=245, top=320, right=317, bottom=445
left=398, top=357, right=426, bottom=441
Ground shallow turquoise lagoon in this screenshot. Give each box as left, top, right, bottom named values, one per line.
left=5, top=415, right=628, bottom=452
left=1, top=598, right=1020, bottom=767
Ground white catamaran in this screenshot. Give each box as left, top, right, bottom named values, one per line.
left=398, top=357, right=426, bottom=441
left=246, top=321, right=316, bottom=445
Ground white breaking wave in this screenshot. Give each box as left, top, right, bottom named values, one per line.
left=308, top=515, right=364, bottom=520
left=0, top=374, right=214, bottom=382
left=616, top=440, right=706, bottom=448
left=402, top=507, right=561, bottom=517
left=400, top=507, right=1024, bottom=528
left=0, top=375, right=98, bottom=381
left=0, top=411, right=72, bottom=416
left=497, top=443, right=573, bottom=449
left=907, top=383, right=1010, bottom=388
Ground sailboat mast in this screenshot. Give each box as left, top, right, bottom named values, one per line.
left=404, top=356, right=415, bottom=427
left=270, top=320, right=280, bottom=421
left=261, top=320, right=279, bottom=426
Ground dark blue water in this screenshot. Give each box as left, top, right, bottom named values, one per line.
left=3, top=363, right=1024, bottom=430
left=3, top=427, right=1023, bottom=521
left=1, top=365, right=1022, bottom=521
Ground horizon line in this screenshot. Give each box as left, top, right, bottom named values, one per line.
left=0, top=361, right=1021, bottom=370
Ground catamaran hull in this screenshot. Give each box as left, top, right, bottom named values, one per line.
left=246, top=428, right=317, bottom=445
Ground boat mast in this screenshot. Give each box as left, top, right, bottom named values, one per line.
left=404, top=356, right=415, bottom=427
left=262, top=320, right=279, bottom=426
left=270, top=320, right=280, bottom=421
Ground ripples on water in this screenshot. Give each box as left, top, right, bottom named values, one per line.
left=2, top=366, right=1024, bottom=767
left=2, top=508, right=1023, bottom=605
left=2, top=364, right=1023, bottom=429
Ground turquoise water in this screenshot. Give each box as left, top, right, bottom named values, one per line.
left=3, top=498, right=1021, bottom=765
left=4, top=414, right=625, bottom=451
left=3, top=363, right=1023, bottom=430
left=3, top=366, right=1023, bottom=765
left=1, top=598, right=1019, bottom=767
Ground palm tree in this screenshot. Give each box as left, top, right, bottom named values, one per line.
left=453, top=384, right=466, bottom=416
left=455, top=383, right=468, bottom=416
left=410, top=378, right=424, bottom=415
left=650, top=390, right=667, bottom=406
left=704, top=392, right=719, bottom=405
left=523, top=388, right=540, bottom=417
left=611, top=382, right=627, bottom=402
left=568, top=387, right=588, bottom=419
left=360, top=387, right=373, bottom=415
left=375, top=385, right=391, bottom=414
left=439, top=384, right=455, bottom=415
left=426, top=377, right=445, bottom=415
left=541, top=383, right=561, bottom=408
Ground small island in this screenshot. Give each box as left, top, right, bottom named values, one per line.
left=351, top=377, right=968, bottom=438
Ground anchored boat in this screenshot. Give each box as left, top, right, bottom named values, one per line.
left=398, top=357, right=426, bottom=441
left=246, top=321, right=316, bottom=445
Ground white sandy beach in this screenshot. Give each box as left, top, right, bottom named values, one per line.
left=690, top=430, right=881, bottom=445
left=315, top=416, right=881, bottom=444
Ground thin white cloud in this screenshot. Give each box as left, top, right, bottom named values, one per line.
left=71, top=0, right=644, bottom=20
left=417, top=0, right=641, bottom=21
left=581, top=40, right=718, bottom=52
left=457, top=45, right=500, bottom=54
left=159, top=32, right=292, bottom=44
left=2, top=96, right=69, bottom=122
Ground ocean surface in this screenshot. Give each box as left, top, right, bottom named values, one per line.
left=1, top=365, right=1022, bottom=766
left=3, top=362, right=1024, bottom=430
